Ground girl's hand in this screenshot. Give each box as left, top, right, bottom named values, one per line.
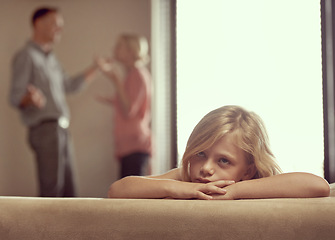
left=210, top=188, right=236, bottom=200
left=167, top=180, right=235, bottom=200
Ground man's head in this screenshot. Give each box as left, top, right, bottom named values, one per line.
left=32, top=7, right=64, bottom=45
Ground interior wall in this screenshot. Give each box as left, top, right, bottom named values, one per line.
left=0, top=0, right=151, bottom=197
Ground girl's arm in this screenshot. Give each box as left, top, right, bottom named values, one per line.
left=214, top=172, right=330, bottom=200
left=108, top=168, right=234, bottom=200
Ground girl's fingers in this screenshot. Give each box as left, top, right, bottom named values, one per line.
left=212, top=180, right=235, bottom=188
left=195, top=191, right=213, bottom=200
left=200, top=185, right=227, bottom=195
left=185, top=181, right=235, bottom=200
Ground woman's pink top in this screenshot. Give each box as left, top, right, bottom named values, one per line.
left=112, top=66, right=152, bottom=159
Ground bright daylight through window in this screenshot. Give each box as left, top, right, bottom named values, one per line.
left=176, top=0, right=324, bottom=176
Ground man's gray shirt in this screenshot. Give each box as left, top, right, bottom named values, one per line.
left=9, top=40, right=86, bottom=127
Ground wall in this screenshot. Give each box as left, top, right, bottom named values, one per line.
left=0, top=0, right=151, bottom=197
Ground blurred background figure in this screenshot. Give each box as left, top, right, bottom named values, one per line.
left=96, top=33, right=152, bottom=178
left=9, top=7, right=98, bottom=197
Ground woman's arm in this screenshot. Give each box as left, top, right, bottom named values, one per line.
left=214, top=172, right=330, bottom=200
left=108, top=168, right=234, bottom=200
left=108, top=73, right=130, bottom=115
left=96, top=57, right=130, bottom=114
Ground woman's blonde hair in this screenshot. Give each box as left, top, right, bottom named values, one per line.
left=181, top=105, right=282, bottom=181
left=120, top=33, right=150, bottom=65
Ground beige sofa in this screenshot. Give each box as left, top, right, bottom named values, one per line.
left=1, top=184, right=335, bottom=240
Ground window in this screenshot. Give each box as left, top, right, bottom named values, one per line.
left=151, top=0, right=177, bottom=174
left=177, top=0, right=324, bottom=176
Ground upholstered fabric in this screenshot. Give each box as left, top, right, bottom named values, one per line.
left=0, top=184, right=334, bottom=239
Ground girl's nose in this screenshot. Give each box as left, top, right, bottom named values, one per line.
left=200, top=161, right=215, bottom=176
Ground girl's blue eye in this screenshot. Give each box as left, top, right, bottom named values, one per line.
left=219, top=158, right=230, bottom=165
left=196, top=152, right=206, bottom=157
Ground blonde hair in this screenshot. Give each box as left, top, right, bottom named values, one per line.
left=119, top=33, right=150, bottom=65
left=181, top=105, right=282, bottom=182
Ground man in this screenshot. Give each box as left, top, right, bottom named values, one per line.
left=9, top=7, right=97, bottom=197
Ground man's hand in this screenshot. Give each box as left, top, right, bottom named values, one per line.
left=20, top=84, right=46, bottom=109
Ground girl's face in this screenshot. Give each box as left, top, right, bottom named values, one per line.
left=189, top=134, right=255, bottom=183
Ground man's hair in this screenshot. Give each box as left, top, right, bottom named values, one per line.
left=31, top=7, right=59, bottom=26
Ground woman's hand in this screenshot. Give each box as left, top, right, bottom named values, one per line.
left=96, top=57, right=113, bottom=72
left=167, top=180, right=235, bottom=200
left=95, top=95, right=114, bottom=105
left=96, top=57, right=118, bottom=80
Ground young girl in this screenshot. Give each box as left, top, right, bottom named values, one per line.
left=107, top=105, right=330, bottom=200
left=96, top=34, right=152, bottom=178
